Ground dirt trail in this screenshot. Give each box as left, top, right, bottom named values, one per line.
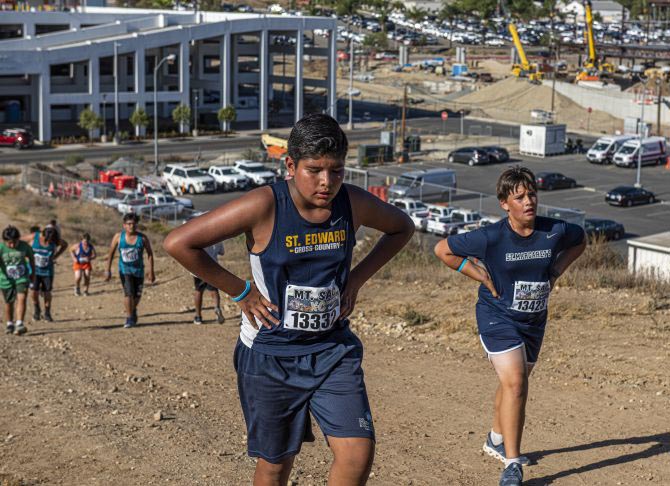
left=0, top=202, right=669, bottom=485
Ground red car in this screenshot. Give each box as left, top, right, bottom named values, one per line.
left=0, top=129, right=33, bottom=149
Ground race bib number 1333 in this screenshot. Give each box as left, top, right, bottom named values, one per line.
left=283, top=281, right=340, bottom=332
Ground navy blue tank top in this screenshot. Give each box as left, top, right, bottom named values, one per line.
left=240, top=180, right=356, bottom=356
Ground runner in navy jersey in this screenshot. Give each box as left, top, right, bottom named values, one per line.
left=164, top=114, right=414, bottom=486
left=435, top=166, right=586, bottom=486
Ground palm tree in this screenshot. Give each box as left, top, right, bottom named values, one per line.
left=364, top=0, right=403, bottom=33
left=438, top=2, right=463, bottom=49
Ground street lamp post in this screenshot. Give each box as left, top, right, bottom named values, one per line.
left=635, top=76, right=648, bottom=188
left=347, top=37, right=354, bottom=130
left=154, top=54, right=177, bottom=175
left=113, top=41, right=120, bottom=144
left=102, top=93, right=107, bottom=142
left=193, top=89, right=199, bottom=136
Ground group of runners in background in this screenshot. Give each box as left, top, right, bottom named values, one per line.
left=1, top=114, right=586, bottom=486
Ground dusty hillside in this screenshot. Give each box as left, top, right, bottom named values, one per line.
left=451, top=77, right=622, bottom=133
left=0, top=191, right=669, bottom=486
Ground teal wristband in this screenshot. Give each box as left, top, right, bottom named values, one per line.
left=457, top=259, right=468, bottom=272
left=232, top=280, right=251, bottom=302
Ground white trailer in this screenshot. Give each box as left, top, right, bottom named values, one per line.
left=628, top=231, right=670, bottom=282
left=519, top=124, right=566, bottom=157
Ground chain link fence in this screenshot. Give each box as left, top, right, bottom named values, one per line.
left=22, top=167, right=199, bottom=226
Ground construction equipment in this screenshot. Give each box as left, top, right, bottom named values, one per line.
left=576, top=0, right=614, bottom=82
left=261, top=133, right=288, bottom=162
left=508, top=23, right=543, bottom=83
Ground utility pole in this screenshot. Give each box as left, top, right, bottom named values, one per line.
left=400, top=84, right=407, bottom=162
left=347, top=37, right=354, bottom=130
left=656, top=78, right=662, bottom=135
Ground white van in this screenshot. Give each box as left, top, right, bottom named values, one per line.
left=387, top=169, right=457, bottom=200
left=587, top=135, right=635, bottom=164
left=613, top=137, right=667, bottom=168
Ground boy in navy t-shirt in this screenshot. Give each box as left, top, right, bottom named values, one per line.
left=435, top=166, right=585, bottom=486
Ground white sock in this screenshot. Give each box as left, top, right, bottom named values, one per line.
left=6, top=321, right=13, bottom=327
left=16, top=320, right=23, bottom=326
left=490, top=429, right=503, bottom=446
left=505, top=457, right=523, bottom=467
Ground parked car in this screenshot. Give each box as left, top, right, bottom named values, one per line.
left=0, top=128, right=33, bottom=149
left=162, top=164, right=217, bottom=194
left=426, top=216, right=455, bottom=236
left=118, top=193, right=186, bottom=217
left=535, top=172, right=577, bottom=190
left=481, top=146, right=510, bottom=163
left=448, top=147, right=490, bottom=166
left=605, top=186, right=656, bottom=207
left=409, top=210, right=431, bottom=231
left=427, top=204, right=456, bottom=221
left=234, top=161, right=276, bottom=186
left=447, top=209, right=482, bottom=232
left=390, top=198, right=428, bottom=214
left=207, top=165, right=249, bottom=191
left=584, top=218, right=625, bottom=241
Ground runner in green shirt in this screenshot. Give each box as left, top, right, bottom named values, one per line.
left=0, top=226, right=35, bottom=335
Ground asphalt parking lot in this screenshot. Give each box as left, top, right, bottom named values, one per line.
left=187, top=151, right=670, bottom=253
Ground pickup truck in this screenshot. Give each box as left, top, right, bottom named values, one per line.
left=389, top=198, right=428, bottom=214
left=234, top=161, right=276, bottom=186
left=207, top=166, right=250, bottom=191
left=426, top=209, right=483, bottom=236
left=117, top=193, right=187, bottom=217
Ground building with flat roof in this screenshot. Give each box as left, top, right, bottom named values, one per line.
left=0, top=7, right=338, bottom=142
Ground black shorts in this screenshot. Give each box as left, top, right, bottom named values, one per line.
left=31, top=275, right=53, bottom=292
left=193, top=276, right=217, bottom=292
left=120, top=273, right=144, bottom=299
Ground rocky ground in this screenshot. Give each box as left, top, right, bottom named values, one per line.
left=0, top=193, right=669, bottom=486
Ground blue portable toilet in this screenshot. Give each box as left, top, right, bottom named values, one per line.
left=451, top=63, right=468, bottom=76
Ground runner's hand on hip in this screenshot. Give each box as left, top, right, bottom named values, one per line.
left=339, top=283, right=360, bottom=320
left=237, top=283, right=279, bottom=330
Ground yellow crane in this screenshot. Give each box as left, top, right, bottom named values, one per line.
left=508, top=22, right=543, bottom=83
left=576, top=0, right=614, bottom=82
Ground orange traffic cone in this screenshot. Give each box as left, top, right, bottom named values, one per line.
left=666, top=156, right=670, bottom=170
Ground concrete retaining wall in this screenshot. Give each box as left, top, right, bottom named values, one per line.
left=545, top=80, right=670, bottom=127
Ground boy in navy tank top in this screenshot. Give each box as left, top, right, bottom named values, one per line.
left=164, top=114, right=414, bottom=485
left=435, top=167, right=586, bottom=486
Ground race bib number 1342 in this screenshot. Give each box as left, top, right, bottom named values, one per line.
left=511, top=280, right=550, bottom=313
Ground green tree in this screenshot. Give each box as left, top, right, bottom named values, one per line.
left=333, top=0, right=361, bottom=18
left=78, top=107, right=103, bottom=141
left=129, top=107, right=150, bottom=137
left=405, top=6, right=427, bottom=23
left=438, top=2, right=463, bottom=49
left=363, top=31, right=389, bottom=50
left=364, top=0, right=403, bottom=32
left=217, top=105, right=237, bottom=135
left=172, top=104, right=191, bottom=134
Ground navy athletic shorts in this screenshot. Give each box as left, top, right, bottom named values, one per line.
left=479, top=322, right=545, bottom=364
left=234, top=330, right=375, bottom=464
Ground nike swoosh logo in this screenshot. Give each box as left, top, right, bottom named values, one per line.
left=547, top=233, right=558, bottom=239
left=330, top=217, right=343, bottom=227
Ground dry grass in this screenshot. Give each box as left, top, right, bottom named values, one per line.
left=0, top=189, right=164, bottom=251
